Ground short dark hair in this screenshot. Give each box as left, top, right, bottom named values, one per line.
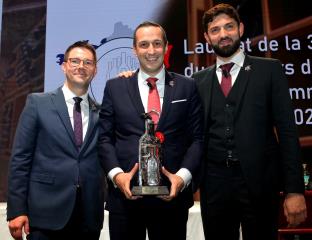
left=63, top=40, right=97, bottom=62
left=133, top=21, right=168, bottom=46
left=202, top=3, right=241, bottom=33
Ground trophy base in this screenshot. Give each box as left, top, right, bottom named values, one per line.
left=131, top=186, right=169, bottom=196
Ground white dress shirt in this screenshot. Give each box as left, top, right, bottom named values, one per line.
left=62, top=85, right=89, bottom=141
left=137, top=68, right=165, bottom=111
left=216, top=48, right=246, bottom=86
left=108, top=66, right=192, bottom=189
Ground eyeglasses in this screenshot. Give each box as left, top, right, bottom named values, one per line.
left=66, top=58, right=95, bottom=68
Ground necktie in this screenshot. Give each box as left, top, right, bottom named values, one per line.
left=73, top=97, right=83, bottom=148
left=146, top=77, right=161, bottom=126
left=220, top=62, right=234, bottom=97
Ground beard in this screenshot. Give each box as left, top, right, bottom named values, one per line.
left=212, top=38, right=241, bottom=58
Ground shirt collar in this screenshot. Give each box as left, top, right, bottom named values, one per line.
left=138, top=65, right=165, bottom=86
left=62, top=85, right=89, bottom=103
left=216, top=48, right=245, bottom=69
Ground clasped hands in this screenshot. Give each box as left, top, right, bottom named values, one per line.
left=114, top=163, right=184, bottom=201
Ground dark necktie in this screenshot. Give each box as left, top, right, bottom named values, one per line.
left=73, top=97, right=83, bottom=148
left=146, top=77, right=161, bottom=126
left=220, top=62, right=234, bottom=97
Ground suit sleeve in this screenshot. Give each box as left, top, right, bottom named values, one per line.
left=180, top=80, right=204, bottom=185
left=271, top=60, right=304, bottom=194
left=7, top=94, right=38, bottom=220
left=98, top=82, right=120, bottom=174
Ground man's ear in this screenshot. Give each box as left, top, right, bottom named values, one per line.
left=165, top=42, right=168, bottom=53
left=239, top=22, right=244, bottom=38
left=61, top=62, right=66, bottom=73
left=133, top=46, right=137, bottom=57
left=94, top=66, right=97, bottom=76
left=204, top=32, right=211, bottom=45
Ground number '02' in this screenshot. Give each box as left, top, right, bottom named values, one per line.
left=294, top=109, right=312, bottom=125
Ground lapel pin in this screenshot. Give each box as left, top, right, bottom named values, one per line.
left=90, top=102, right=98, bottom=111
left=244, top=65, right=251, bottom=71
left=169, top=80, right=174, bottom=87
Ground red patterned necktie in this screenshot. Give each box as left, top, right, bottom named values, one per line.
left=220, top=63, right=234, bottom=97
left=146, top=77, right=161, bottom=126
left=73, top=97, right=83, bottom=148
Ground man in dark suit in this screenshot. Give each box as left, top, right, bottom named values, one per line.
left=7, top=41, right=105, bottom=240
left=98, top=21, right=203, bottom=240
left=193, top=4, right=307, bottom=240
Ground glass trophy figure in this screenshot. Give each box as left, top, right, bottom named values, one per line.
left=131, top=113, right=169, bottom=195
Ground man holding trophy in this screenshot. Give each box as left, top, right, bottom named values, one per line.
left=98, top=21, right=203, bottom=240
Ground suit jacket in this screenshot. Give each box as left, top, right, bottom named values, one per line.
left=98, top=70, right=204, bottom=213
left=7, top=87, right=105, bottom=231
left=193, top=55, right=304, bottom=198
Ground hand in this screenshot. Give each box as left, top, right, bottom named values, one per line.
left=158, top=167, right=184, bottom=201
left=8, top=215, right=29, bottom=240
left=117, top=70, right=135, bottom=78
left=283, top=193, right=307, bottom=227
left=114, top=163, right=139, bottom=200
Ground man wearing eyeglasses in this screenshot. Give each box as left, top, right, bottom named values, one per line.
left=7, top=41, right=105, bottom=240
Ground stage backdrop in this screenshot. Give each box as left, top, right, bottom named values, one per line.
left=0, top=0, right=311, bottom=201
left=44, top=0, right=187, bottom=103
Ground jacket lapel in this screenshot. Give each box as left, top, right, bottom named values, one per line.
left=196, top=67, right=215, bottom=133
left=234, top=55, right=253, bottom=118
left=50, top=87, right=76, bottom=147
left=126, top=71, right=145, bottom=118
left=80, top=97, right=99, bottom=151
left=157, top=71, right=177, bottom=130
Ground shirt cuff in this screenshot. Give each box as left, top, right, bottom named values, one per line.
left=176, top=168, right=192, bottom=191
left=108, top=167, right=124, bottom=187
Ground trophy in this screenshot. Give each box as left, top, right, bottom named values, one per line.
left=131, top=113, right=169, bottom=195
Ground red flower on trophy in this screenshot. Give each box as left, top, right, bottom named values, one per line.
left=155, top=131, right=165, bottom=143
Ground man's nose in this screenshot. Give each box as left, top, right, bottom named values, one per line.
left=78, top=60, right=87, bottom=68
left=147, top=44, right=156, bottom=54
left=219, top=27, right=228, bottom=37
